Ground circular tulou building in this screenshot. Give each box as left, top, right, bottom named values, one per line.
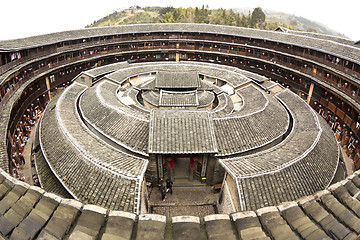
left=0, top=23, right=359, bottom=239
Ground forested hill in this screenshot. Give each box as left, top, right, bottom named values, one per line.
left=86, top=6, right=347, bottom=39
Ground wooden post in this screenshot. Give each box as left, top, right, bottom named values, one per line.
left=307, top=83, right=314, bottom=104
left=157, top=155, right=163, bottom=178
left=45, top=77, right=52, bottom=101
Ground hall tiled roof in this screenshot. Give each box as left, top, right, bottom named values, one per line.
left=149, top=110, right=218, bottom=154
left=159, top=90, right=198, bottom=107
left=155, top=71, right=200, bottom=89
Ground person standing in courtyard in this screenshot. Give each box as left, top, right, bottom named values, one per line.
left=161, top=186, right=166, bottom=201
left=166, top=179, right=173, bottom=195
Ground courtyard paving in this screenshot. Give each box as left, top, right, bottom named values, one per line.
left=149, top=184, right=219, bottom=218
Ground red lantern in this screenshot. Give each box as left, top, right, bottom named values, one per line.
left=190, top=158, right=194, bottom=168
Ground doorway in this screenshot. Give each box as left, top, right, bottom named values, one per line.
left=174, top=156, right=190, bottom=179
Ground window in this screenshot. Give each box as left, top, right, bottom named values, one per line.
left=81, top=77, right=85, bottom=83
left=50, top=75, right=55, bottom=83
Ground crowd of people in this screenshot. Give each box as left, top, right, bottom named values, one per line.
left=315, top=105, right=360, bottom=169
left=11, top=103, right=42, bottom=183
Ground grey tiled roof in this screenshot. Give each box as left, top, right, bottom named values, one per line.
left=142, top=90, right=160, bottom=107
left=39, top=83, right=142, bottom=212
left=98, top=80, right=149, bottom=120
left=159, top=90, right=198, bottom=107
left=285, top=29, right=355, bottom=46
left=198, top=90, right=215, bottom=108
left=221, top=89, right=339, bottom=211
left=105, top=65, right=156, bottom=84
left=234, top=84, right=268, bottom=116
left=34, top=150, right=72, bottom=199
left=214, top=93, right=289, bottom=156
left=1, top=169, right=360, bottom=239
left=211, top=93, right=234, bottom=117
left=80, top=81, right=149, bottom=155
left=149, top=110, right=217, bottom=154
left=198, top=80, right=215, bottom=91
left=234, top=69, right=268, bottom=83
left=1, top=23, right=359, bottom=64
left=85, top=61, right=130, bottom=78
left=199, top=68, right=250, bottom=88
left=103, top=61, right=252, bottom=91
left=139, top=78, right=156, bottom=90
left=123, top=87, right=151, bottom=114
left=58, top=83, right=148, bottom=178
left=221, top=89, right=319, bottom=175
left=238, top=118, right=338, bottom=211
left=260, top=80, right=277, bottom=90
left=155, top=71, right=200, bottom=89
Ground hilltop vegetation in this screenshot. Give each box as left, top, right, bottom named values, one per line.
left=86, top=6, right=347, bottom=38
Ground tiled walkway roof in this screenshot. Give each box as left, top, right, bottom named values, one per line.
left=84, top=61, right=130, bottom=78
left=98, top=80, right=149, bottom=120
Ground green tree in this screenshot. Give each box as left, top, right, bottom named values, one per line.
left=159, top=6, right=175, bottom=16
left=250, top=7, right=266, bottom=27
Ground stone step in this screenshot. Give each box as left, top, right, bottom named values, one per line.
left=173, top=182, right=206, bottom=187
left=172, top=179, right=206, bottom=187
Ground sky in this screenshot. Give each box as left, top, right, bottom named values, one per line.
left=1, top=0, right=359, bottom=41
